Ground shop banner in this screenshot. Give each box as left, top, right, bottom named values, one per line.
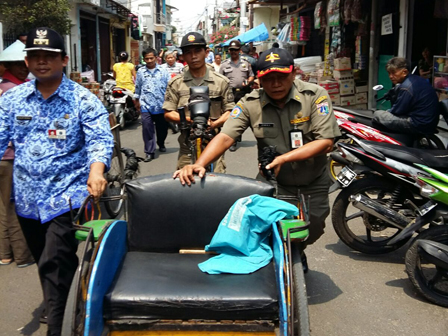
left=381, top=14, right=393, bottom=36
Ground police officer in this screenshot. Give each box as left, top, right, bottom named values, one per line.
left=219, top=40, right=254, bottom=151
left=0, top=28, right=114, bottom=335
left=164, top=32, right=234, bottom=172
left=174, top=48, right=340, bottom=271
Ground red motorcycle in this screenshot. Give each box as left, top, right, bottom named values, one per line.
left=328, top=106, right=445, bottom=182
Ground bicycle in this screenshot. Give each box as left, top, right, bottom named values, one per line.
left=103, top=113, right=125, bottom=218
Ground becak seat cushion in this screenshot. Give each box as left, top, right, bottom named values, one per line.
left=103, top=252, right=278, bottom=321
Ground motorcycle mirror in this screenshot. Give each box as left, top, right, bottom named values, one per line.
left=373, top=85, right=384, bottom=91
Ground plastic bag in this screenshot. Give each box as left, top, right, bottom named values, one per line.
left=315, top=1, right=322, bottom=29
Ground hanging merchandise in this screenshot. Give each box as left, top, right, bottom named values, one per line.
left=328, top=0, right=341, bottom=27
left=314, top=2, right=322, bottom=29
left=330, top=26, right=341, bottom=55
left=351, top=0, right=363, bottom=22
left=298, top=16, right=311, bottom=41
left=343, top=0, right=353, bottom=24
left=277, top=23, right=291, bottom=44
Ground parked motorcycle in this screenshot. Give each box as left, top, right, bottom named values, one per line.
left=102, top=72, right=139, bottom=129
left=398, top=165, right=448, bottom=307
left=328, top=99, right=447, bottom=182
left=330, top=136, right=448, bottom=254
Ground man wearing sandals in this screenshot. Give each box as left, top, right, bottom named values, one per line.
left=0, top=28, right=113, bottom=336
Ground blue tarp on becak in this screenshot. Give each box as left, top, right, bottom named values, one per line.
left=221, top=23, right=269, bottom=46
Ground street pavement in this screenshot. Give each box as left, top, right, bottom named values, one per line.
left=1, top=121, right=448, bottom=336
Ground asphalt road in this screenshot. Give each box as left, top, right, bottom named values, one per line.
left=1, top=121, right=448, bottom=336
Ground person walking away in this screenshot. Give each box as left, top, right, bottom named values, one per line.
left=134, top=48, right=170, bottom=162
left=174, top=47, right=340, bottom=272
left=213, top=53, right=222, bottom=72
left=113, top=51, right=136, bottom=93
left=219, top=40, right=254, bottom=152
left=0, top=27, right=113, bottom=336
left=163, top=32, right=234, bottom=172
left=373, top=57, right=439, bottom=135
left=0, top=40, right=34, bottom=268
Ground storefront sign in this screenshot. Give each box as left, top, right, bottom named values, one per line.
left=381, top=14, right=393, bottom=35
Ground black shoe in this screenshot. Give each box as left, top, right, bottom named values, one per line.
left=171, top=124, right=179, bottom=134
left=144, top=153, right=155, bottom=162
left=159, top=146, right=166, bottom=152
left=229, top=142, right=237, bottom=152
left=40, top=309, right=47, bottom=324
left=301, top=251, right=308, bottom=274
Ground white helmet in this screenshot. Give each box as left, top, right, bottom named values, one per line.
left=0, top=40, right=26, bottom=62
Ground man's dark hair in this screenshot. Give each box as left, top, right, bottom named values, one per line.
left=272, top=42, right=280, bottom=48
left=241, top=44, right=251, bottom=54
left=17, top=33, right=27, bottom=39
left=142, top=47, right=157, bottom=58
left=386, top=57, right=410, bottom=72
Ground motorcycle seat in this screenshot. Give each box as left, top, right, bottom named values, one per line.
left=417, top=240, right=448, bottom=271
left=364, top=141, right=448, bottom=172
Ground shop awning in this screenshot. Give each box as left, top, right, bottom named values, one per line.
left=221, top=23, right=269, bottom=46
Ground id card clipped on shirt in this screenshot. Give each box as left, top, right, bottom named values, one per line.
left=289, top=130, right=303, bottom=149
left=48, top=129, right=66, bottom=140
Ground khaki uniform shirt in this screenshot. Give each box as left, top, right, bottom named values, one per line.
left=163, top=67, right=235, bottom=170
left=163, top=67, right=234, bottom=120
left=221, top=79, right=341, bottom=187
left=219, top=58, right=254, bottom=88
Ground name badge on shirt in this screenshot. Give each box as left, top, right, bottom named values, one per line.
left=16, top=116, right=32, bottom=121
left=259, top=123, right=274, bottom=128
left=48, top=129, right=66, bottom=140
left=289, top=130, right=303, bottom=149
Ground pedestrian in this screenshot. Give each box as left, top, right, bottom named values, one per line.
left=0, top=27, right=114, bottom=335
left=113, top=51, right=136, bottom=93
left=174, top=47, right=340, bottom=272
left=163, top=32, right=234, bottom=172
left=212, top=53, right=222, bottom=72
left=219, top=40, right=254, bottom=152
left=0, top=40, right=34, bottom=268
left=161, top=50, right=184, bottom=78
left=134, top=47, right=170, bottom=162
left=206, top=45, right=215, bottom=64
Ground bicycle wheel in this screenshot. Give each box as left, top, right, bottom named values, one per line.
left=104, top=142, right=124, bottom=218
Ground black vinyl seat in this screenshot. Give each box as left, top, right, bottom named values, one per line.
left=103, top=252, right=278, bottom=321
left=102, top=173, right=277, bottom=323
left=364, top=141, right=448, bottom=172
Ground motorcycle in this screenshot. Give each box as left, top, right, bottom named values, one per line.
left=327, top=87, right=447, bottom=181
left=398, top=165, right=448, bottom=307
left=330, top=136, right=448, bottom=254
left=102, top=72, right=139, bottom=130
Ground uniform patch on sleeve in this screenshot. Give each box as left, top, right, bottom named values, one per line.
left=317, top=102, right=329, bottom=116
left=230, top=103, right=243, bottom=119
left=315, top=95, right=327, bottom=104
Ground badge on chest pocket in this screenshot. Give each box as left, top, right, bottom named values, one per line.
left=289, top=130, right=303, bottom=149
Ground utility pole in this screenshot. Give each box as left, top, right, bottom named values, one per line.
left=240, top=0, right=247, bottom=35
left=204, top=6, right=208, bottom=39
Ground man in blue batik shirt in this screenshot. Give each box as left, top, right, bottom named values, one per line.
left=134, top=47, right=170, bottom=162
left=0, top=27, right=113, bottom=336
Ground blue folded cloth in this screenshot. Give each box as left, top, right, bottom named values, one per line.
left=198, top=195, right=298, bottom=274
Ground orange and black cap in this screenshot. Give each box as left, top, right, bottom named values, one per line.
left=180, top=32, right=207, bottom=49
left=257, top=48, right=294, bottom=78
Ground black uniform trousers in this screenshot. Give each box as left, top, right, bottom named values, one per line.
left=18, top=211, right=78, bottom=336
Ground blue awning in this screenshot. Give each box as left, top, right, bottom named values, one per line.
left=221, top=23, right=269, bottom=46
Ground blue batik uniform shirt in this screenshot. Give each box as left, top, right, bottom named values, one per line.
left=0, top=74, right=114, bottom=223
left=134, top=64, right=170, bottom=114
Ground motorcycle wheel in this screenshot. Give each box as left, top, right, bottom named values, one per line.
left=332, top=176, right=415, bottom=254
left=405, top=225, right=448, bottom=307
left=413, top=134, right=445, bottom=150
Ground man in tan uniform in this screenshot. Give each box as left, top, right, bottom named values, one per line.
left=174, top=48, right=340, bottom=271
left=163, top=32, right=234, bottom=172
